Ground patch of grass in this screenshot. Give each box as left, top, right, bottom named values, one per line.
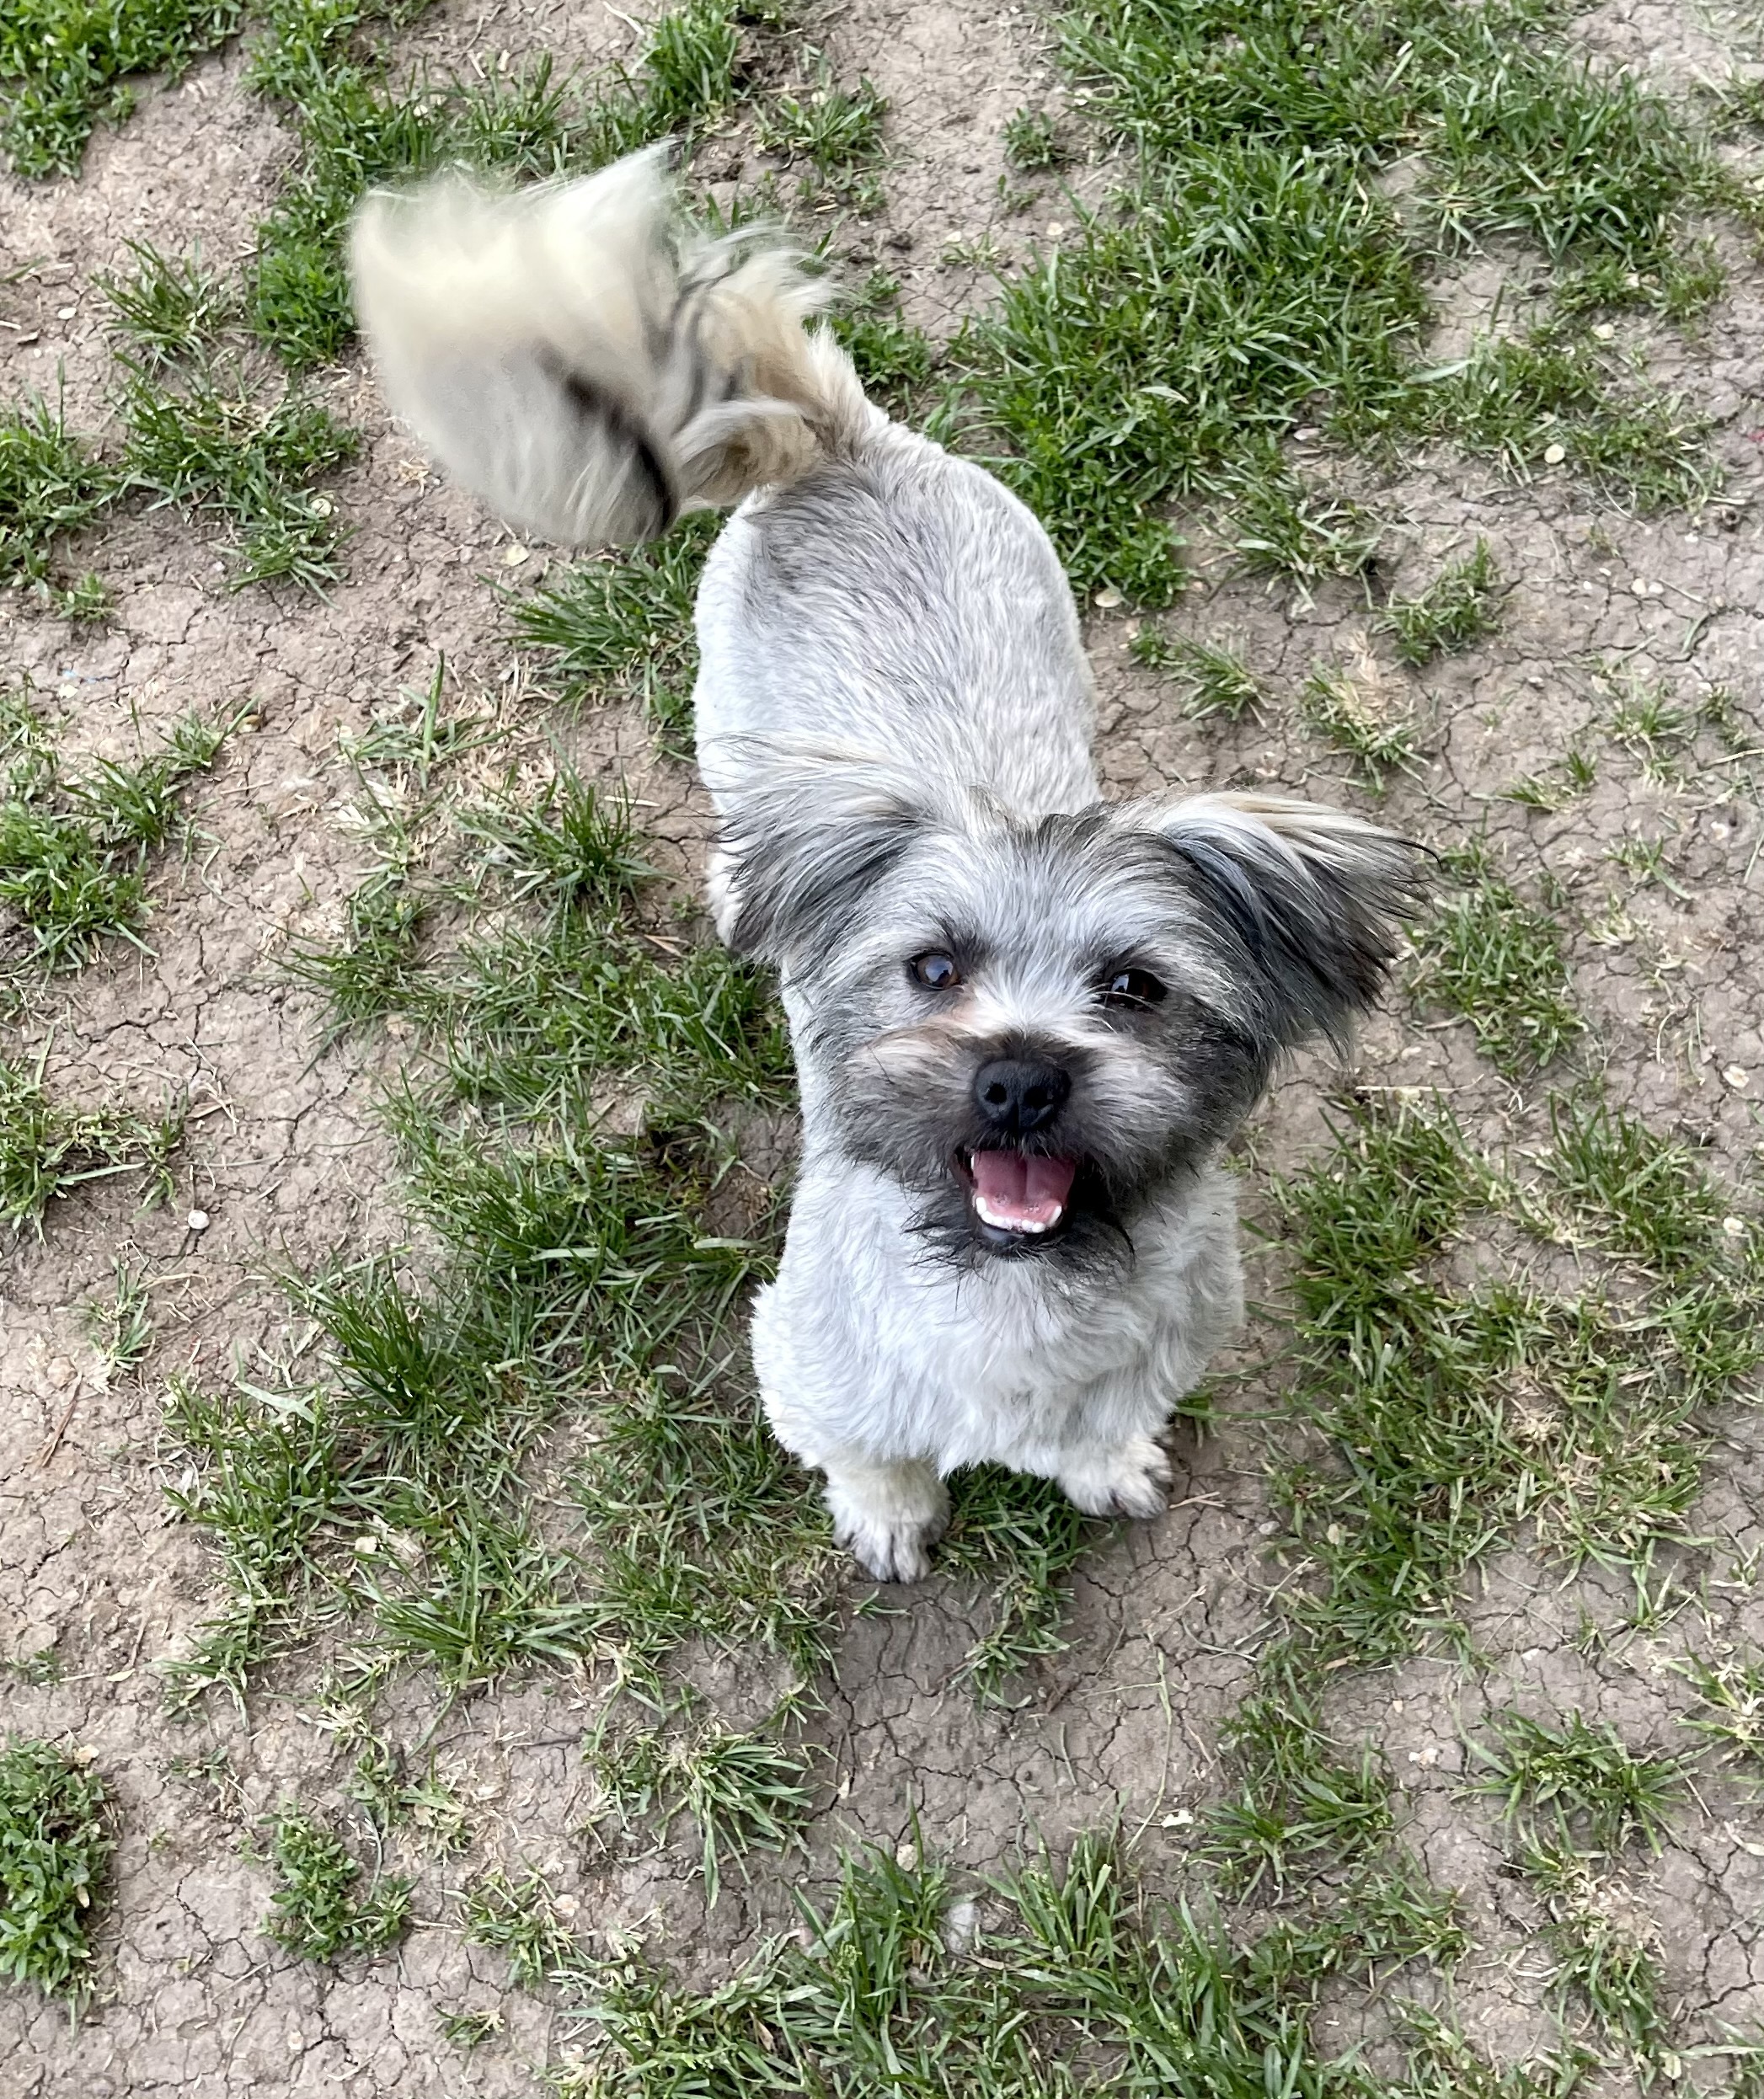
left=1382, top=539, right=1502, bottom=665
left=1130, top=630, right=1264, bottom=721
left=1527, top=1847, right=1667, bottom=2064
left=954, top=0, right=1731, bottom=606
left=462, top=1867, right=584, bottom=1989
left=0, top=393, right=117, bottom=584
left=1205, top=1685, right=1395, bottom=1896
left=261, top=1808, right=412, bottom=1961
left=1468, top=1709, right=1691, bottom=1855
left=1409, top=840, right=1584, bottom=1076
left=832, top=272, right=936, bottom=417
left=0, top=1056, right=184, bottom=1233
left=117, top=360, right=358, bottom=589
left=1, top=692, right=232, bottom=974
left=1673, top=1650, right=1764, bottom=1767
left=51, top=571, right=113, bottom=622
left=0, top=0, right=244, bottom=178
left=937, top=1470, right=1103, bottom=1704
left=957, top=157, right=1420, bottom=603
left=1232, top=464, right=1381, bottom=586
left=81, top=1253, right=154, bottom=1381
left=510, top=514, right=716, bottom=756
left=1002, top=104, right=1062, bottom=170
left=439, top=2006, right=503, bottom=2048
left=1301, top=646, right=1420, bottom=783
left=1535, top=1095, right=1729, bottom=1274
left=592, top=1719, right=815, bottom=1904
left=548, top=1829, right=1464, bottom=2096
left=0, top=1740, right=112, bottom=2000
left=640, top=0, right=739, bottom=133
left=757, top=60, right=886, bottom=168
left=1264, top=1092, right=1757, bottom=1673
left=97, top=238, right=238, bottom=366
left=1391, top=336, right=1713, bottom=511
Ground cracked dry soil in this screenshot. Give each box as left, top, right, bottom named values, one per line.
left=4, top=0, right=1764, bottom=2092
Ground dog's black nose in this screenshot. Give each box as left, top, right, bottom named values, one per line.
left=974, top=1058, right=1070, bottom=1135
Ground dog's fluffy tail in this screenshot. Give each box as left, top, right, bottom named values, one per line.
left=349, top=145, right=871, bottom=547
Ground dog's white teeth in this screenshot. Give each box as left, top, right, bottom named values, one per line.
left=973, top=1195, right=1061, bottom=1235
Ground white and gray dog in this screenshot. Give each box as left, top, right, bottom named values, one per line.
left=350, top=147, right=1422, bottom=1582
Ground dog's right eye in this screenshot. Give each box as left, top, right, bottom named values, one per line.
left=911, top=953, right=962, bottom=990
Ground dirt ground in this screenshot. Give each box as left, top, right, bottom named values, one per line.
left=5, top=0, right=1764, bottom=2091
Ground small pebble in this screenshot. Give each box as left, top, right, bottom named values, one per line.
left=1093, top=586, right=1122, bottom=609
left=1045, top=221, right=1064, bottom=238
left=1593, top=322, right=1616, bottom=340
left=1724, top=1217, right=1748, bottom=1240
left=502, top=543, right=530, bottom=566
left=1542, top=441, right=1566, bottom=465
left=1161, top=1808, right=1195, bottom=1829
left=308, top=494, right=334, bottom=518
left=353, top=1535, right=380, bottom=1556
left=1724, top=1066, right=1751, bottom=1090
left=56, top=305, right=76, bottom=320
left=187, top=1209, right=210, bottom=1232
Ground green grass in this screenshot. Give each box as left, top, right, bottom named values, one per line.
left=0, top=393, right=117, bottom=584
left=1468, top=1710, right=1691, bottom=1856
left=1130, top=630, right=1265, bottom=720
left=832, top=272, right=937, bottom=417
left=1002, top=104, right=1062, bottom=171
left=510, top=514, right=718, bottom=756
left=261, top=1808, right=412, bottom=1961
left=1, top=690, right=232, bottom=974
left=81, top=1253, right=154, bottom=1381
left=0, top=1055, right=184, bottom=1231
left=1673, top=1650, right=1764, bottom=1767
left=1382, top=539, right=1503, bottom=665
left=1466, top=1712, right=1682, bottom=2064
left=97, top=238, right=239, bottom=366
left=1300, top=649, right=1420, bottom=782
left=0, top=0, right=244, bottom=178
left=1261, top=1092, right=1758, bottom=1673
left=117, top=360, right=358, bottom=589
left=1409, top=840, right=1584, bottom=1076
left=542, top=1829, right=1467, bottom=2097
left=949, top=0, right=1734, bottom=606
left=462, top=1866, right=583, bottom=1989
left=0, top=1740, right=112, bottom=2000
left=756, top=59, right=887, bottom=168
left=591, top=1718, right=815, bottom=1904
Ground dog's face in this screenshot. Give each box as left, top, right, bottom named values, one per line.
left=718, top=760, right=1420, bottom=1266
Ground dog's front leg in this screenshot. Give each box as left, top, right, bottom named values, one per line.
left=820, top=1452, right=950, bottom=1584
left=1054, top=1436, right=1173, bottom=1522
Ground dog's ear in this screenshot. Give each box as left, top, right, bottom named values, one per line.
left=1139, top=793, right=1425, bottom=1051
left=711, top=743, right=936, bottom=969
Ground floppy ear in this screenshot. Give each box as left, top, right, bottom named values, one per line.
left=1142, top=793, right=1425, bottom=1051
left=709, top=743, right=937, bottom=969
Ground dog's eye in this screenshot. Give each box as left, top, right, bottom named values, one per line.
left=911, top=952, right=962, bottom=991
left=1100, top=967, right=1166, bottom=1009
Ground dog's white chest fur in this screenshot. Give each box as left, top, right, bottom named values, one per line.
left=751, top=1158, right=1246, bottom=1481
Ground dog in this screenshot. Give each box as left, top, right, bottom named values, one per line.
left=350, top=147, right=1422, bottom=1582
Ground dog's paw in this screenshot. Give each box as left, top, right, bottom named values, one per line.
left=825, top=1466, right=950, bottom=1584
left=1058, top=1436, right=1173, bottom=1521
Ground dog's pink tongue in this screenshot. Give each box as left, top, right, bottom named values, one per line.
left=970, top=1151, right=1077, bottom=1231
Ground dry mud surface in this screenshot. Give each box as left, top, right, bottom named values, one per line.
left=4, top=0, right=1764, bottom=2092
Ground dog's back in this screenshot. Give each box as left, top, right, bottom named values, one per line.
left=350, top=148, right=1098, bottom=817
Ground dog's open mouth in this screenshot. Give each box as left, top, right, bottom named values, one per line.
left=958, top=1149, right=1078, bottom=1240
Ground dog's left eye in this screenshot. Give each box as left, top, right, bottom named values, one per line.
left=1100, top=968, right=1166, bottom=1009
left=911, top=952, right=962, bottom=990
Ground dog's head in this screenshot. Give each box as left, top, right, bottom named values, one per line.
left=715, top=746, right=1424, bottom=1265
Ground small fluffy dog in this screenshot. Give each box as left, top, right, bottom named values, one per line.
left=350, top=148, right=1421, bottom=1581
